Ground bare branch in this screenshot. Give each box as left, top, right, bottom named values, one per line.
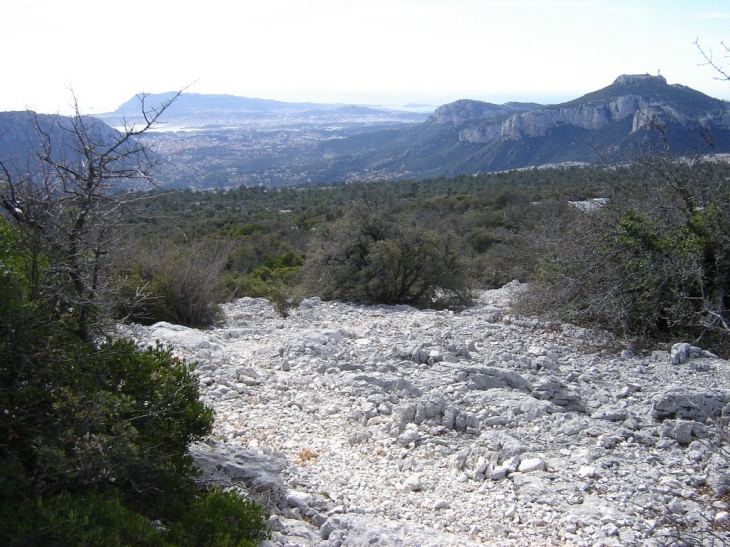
left=0, top=91, right=182, bottom=343
left=695, top=39, right=730, bottom=83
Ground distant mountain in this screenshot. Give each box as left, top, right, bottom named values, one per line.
left=101, top=92, right=427, bottom=129
left=0, top=111, right=122, bottom=161
left=427, top=100, right=543, bottom=125
left=0, top=111, right=159, bottom=190
left=4, top=76, right=730, bottom=190
left=0, top=111, right=51, bottom=159
left=310, top=74, right=730, bottom=181
left=112, top=92, right=333, bottom=116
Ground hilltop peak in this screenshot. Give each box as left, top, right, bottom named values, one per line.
left=613, top=74, right=667, bottom=86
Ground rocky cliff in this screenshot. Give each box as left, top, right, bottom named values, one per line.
left=123, top=282, right=730, bottom=546
left=460, top=95, right=644, bottom=143
left=311, top=74, right=730, bottom=182
left=458, top=75, right=730, bottom=144
left=428, top=100, right=541, bottom=125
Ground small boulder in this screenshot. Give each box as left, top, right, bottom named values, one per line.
left=670, top=343, right=692, bottom=365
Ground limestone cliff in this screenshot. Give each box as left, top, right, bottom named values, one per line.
left=428, top=99, right=540, bottom=125
left=457, top=75, right=730, bottom=144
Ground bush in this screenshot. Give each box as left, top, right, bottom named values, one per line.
left=0, top=491, right=166, bottom=547
left=0, top=487, right=270, bottom=547
left=118, top=239, right=231, bottom=327
left=235, top=251, right=304, bottom=317
left=0, top=217, right=269, bottom=545
left=1, top=336, right=214, bottom=519
left=302, top=187, right=472, bottom=308
left=519, top=159, right=730, bottom=355
left=168, top=488, right=270, bottom=547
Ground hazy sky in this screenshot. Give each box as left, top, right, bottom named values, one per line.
left=2, top=0, right=729, bottom=114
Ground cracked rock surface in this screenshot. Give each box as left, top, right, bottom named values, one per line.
left=123, top=281, right=730, bottom=546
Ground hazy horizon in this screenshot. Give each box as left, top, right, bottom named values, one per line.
left=2, top=0, right=729, bottom=116
left=93, top=90, right=578, bottom=116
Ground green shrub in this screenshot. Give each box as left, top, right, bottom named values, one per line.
left=0, top=217, right=269, bottom=546
left=1, top=337, right=214, bottom=520
left=0, top=218, right=213, bottom=517
left=519, top=160, right=730, bottom=355
left=243, top=252, right=304, bottom=317
left=0, top=491, right=167, bottom=547
left=168, top=488, right=270, bottom=547
left=0, top=487, right=271, bottom=547
left=302, top=189, right=472, bottom=309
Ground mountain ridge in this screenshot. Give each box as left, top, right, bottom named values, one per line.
left=112, top=92, right=340, bottom=115
left=3, top=74, right=730, bottom=189
left=309, top=74, right=730, bottom=181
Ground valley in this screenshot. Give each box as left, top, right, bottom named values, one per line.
left=95, top=75, right=730, bottom=189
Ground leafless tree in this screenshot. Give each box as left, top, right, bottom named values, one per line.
left=696, top=39, right=730, bottom=84
left=0, top=91, right=181, bottom=343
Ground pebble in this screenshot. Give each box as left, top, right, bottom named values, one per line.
left=125, top=283, right=730, bottom=547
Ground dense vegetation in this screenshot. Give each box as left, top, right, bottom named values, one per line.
left=0, top=217, right=268, bottom=546
left=519, top=159, right=730, bottom=355
left=0, top=102, right=269, bottom=546
left=112, top=159, right=729, bottom=356
left=2, top=89, right=729, bottom=546
left=302, top=184, right=472, bottom=308
left=115, top=167, right=598, bottom=317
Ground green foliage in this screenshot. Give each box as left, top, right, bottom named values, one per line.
left=0, top=221, right=36, bottom=327
left=302, top=186, right=473, bottom=308
left=0, top=487, right=270, bottom=547
left=520, top=160, right=730, bottom=355
left=0, top=491, right=166, bottom=547
left=247, top=252, right=304, bottom=290
left=119, top=166, right=604, bottom=305
left=1, top=333, right=214, bottom=518
left=226, top=223, right=269, bottom=237
left=241, top=251, right=304, bottom=317
left=0, top=217, right=269, bottom=546
left=168, top=488, right=270, bottom=547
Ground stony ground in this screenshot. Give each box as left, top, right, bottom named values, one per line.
left=124, top=281, right=730, bottom=547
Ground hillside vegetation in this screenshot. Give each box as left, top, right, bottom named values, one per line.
left=0, top=100, right=270, bottom=547
left=113, top=159, right=730, bottom=356
left=1, top=72, right=730, bottom=545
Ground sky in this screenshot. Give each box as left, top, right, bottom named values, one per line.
left=2, top=0, right=729, bottom=115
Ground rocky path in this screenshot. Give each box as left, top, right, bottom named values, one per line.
left=124, top=281, right=730, bottom=546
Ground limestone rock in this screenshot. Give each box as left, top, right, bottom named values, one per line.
left=652, top=389, right=730, bottom=422
left=518, top=457, right=546, bottom=473
left=671, top=342, right=692, bottom=365
left=125, top=287, right=730, bottom=547
left=465, top=366, right=533, bottom=392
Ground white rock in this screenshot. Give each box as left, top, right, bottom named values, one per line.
left=578, top=465, right=598, bottom=479
left=518, top=457, right=545, bottom=473
left=403, top=474, right=422, bottom=492
left=130, top=288, right=730, bottom=547
left=490, top=466, right=509, bottom=481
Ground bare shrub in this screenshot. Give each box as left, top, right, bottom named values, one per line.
left=0, top=93, right=180, bottom=342
left=122, top=239, right=231, bottom=327
left=518, top=159, right=730, bottom=355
